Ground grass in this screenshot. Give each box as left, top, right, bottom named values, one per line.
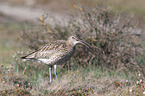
left=0, top=23, right=18, bottom=65
left=0, top=1, right=145, bottom=95
left=0, top=62, right=145, bottom=95
left=0, top=19, right=32, bottom=65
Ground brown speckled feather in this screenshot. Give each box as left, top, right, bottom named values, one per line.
left=21, top=40, right=75, bottom=65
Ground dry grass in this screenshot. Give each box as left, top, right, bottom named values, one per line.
left=1, top=63, right=145, bottom=95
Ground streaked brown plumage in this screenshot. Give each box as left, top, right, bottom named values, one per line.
left=21, top=36, right=93, bottom=83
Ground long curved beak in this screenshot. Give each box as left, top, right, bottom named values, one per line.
left=77, top=39, right=93, bottom=52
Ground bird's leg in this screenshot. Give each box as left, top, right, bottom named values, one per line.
left=54, top=65, right=59, bottom=83
left=49, top=65, right=52, bottom=83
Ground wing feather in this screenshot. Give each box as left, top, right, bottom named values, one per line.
left=21, top=40, right=68, bottom=60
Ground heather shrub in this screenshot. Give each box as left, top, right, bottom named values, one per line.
left=20, top=7, right=144, bottom=73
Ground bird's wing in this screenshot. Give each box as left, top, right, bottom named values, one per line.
left=21, top=50, right=38, bottom=59
left=21, top=40, right=68, bottom=59
left=36, top=40, right=68, bottom=58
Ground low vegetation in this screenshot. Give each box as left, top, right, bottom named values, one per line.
left=0, top=3, right=145, bottom=96
left=21, top=6, right=144, bottom=72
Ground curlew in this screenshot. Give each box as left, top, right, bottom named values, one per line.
left=21, top=36, right=93, bottom=83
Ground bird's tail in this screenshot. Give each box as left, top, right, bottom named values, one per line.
left=21, top=50, right=37, bottom=61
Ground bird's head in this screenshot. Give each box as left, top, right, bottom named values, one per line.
left=67, top=36, right=93, bottom=51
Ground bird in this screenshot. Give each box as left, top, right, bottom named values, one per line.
left=21, top=36, right=93, bottom=83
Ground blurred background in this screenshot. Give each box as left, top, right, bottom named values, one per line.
left=0, top=0, right=145, bottom=95
left=1, top=0, right=145, bottom=26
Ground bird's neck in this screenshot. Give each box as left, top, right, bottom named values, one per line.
left=66, top=41, right=76, bottom=47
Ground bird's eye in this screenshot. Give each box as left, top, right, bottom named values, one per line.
left=72, top=36, right=75, bottom=39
